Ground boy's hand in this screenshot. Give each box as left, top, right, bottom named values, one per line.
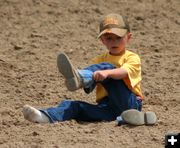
left=93, top=70, right=110, bottom=82
left=93, top=68, right=128, bottom=81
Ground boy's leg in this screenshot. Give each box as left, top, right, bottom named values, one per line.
left=39, top=98, right=116, bottom=123
left=101, top=80, right=157, bottom=125
left=101, top=79, right=142, bottom=116
left=79, top=62, right=142, bottom=115
left=57, top=53, right=115, bottom=92
left=82, top=63, right=156, bottom=125
left=80, top=62, right=116, bottom=93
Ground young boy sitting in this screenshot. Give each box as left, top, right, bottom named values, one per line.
left=23, top=13, right=157, bottom=125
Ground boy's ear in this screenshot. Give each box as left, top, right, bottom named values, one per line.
left=127, top=32, right=132, bottom=42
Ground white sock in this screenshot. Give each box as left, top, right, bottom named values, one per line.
left=23, top=105, right=50, bottom=123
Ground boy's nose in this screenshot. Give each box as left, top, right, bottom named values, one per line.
left=111, top=39, right=120, bottom=45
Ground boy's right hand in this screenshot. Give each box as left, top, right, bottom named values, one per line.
left=93, top=70, right=110, bottom=82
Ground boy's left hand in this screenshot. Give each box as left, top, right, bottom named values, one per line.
left=93, top=70, right=109, bottom=82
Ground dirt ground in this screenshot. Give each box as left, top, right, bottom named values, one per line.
left=0, top=0, right=180, bottom=147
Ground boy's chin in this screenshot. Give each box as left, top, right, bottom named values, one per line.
left=109, top=49, right=125, bottom=55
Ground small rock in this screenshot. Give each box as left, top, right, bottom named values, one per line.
left=175, top=20, right=180, bottom=25
left=32, top=131, right=39, bottom=136
left=135, top=16, right=144, bottom=21
left=14, top=45, right=22, bottom=50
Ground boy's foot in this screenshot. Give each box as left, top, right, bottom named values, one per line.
left=121, top=109, right=157, bottom=126
left=57, top=53, right=82, bottom=91
left=23, top=105, right=50, bottom=123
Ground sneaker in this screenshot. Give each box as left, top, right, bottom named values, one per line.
left=121, top=109, right=157, bottom=126
left=57, top=53, right=82, bottom=91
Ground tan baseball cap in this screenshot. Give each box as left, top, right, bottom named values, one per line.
left=98, top=13, right=130, bottom=38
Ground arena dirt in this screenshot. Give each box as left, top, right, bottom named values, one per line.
left=0, top=0, right=180, bottom=147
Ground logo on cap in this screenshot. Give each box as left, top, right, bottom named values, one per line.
left=103, top=17, right=119, bottom=26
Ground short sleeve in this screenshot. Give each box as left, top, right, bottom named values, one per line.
left=121, top=54, right=141, bottom=88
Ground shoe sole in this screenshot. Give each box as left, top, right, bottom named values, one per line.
left=57, top=53, right=80, bottom=91
left=121, top=109, right=157, bottom=125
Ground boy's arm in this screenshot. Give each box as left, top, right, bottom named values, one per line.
left=107, top=68, right=128, bottom=79
left=93, top=68, right=128, bottom=82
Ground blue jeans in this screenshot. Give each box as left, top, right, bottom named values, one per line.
left=40, top=62, right=142, bottom=123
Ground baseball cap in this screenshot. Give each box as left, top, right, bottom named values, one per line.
left=98, top=13, right=130, bottom=38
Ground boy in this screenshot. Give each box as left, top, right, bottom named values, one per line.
left=23, top=14, right=157, bottom=125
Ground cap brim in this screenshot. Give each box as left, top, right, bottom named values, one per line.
left=98, top=28, right=127, bottom=38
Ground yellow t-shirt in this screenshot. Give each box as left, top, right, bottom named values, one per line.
left=91, top=50, right=143, bottom=102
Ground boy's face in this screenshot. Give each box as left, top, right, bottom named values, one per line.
left=100, top=33, right=131, bottom=55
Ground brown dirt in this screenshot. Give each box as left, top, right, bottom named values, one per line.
left=0, top=0, right=180, bottom=147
